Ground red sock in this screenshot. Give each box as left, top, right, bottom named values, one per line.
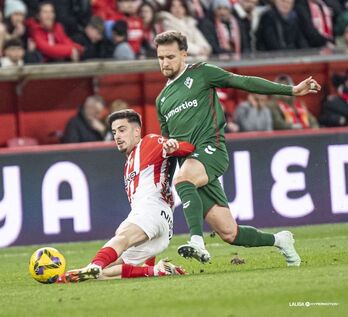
left=91, top=247, right=118, bottom=269
left=121, top=264, right=154, bottom=278
left=144, top=257, right=156, bottom=266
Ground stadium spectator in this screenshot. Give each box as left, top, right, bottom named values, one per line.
left=139, top=1, right=163, bottom=57
left=319, top=73, right=348, bottom=127
left=335, top=11, right=348, bottom=49
left=0, top=37, right=24, bottom=66
left=71, top=16, right=112, bottom=60
left=0, top=9, right=6, bottom=55
left=112, top=20, right=135, bottom=60
left=104, top=99, right=129, bottom=140
left=48, top=0, right=91, bottom=37
left=26, top=2, right=84, bottom=62
left=202, top=0, right=242, bottom=56
left=22, top=0, right=40, bottom=17
left=22, top=1, right=92, bottom=36
left=232, top=0, right=259, bottom=53
left=91, top=0, right=120, bottom=20
left=294, top=0, right=334, bottom=48
left=234, top=93, right=273, bottom=131
left=158, top=0, right=211, bottom=58
left=256, top=0, right=309, bottom=51
left=269, top=74, right=319, bottom=129
left=3, top=0, right=42, bottom=63
left=3, top=0, right=27, bottom=43
left=62, top=95, right=106, bottom=143
left=116, top=0, right=144, bottom=55
left=102, top=0, right=144, bottom=56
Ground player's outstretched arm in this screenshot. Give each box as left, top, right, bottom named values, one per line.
left=292, top=76, right=321, bottom=96
left=163, top=139, right=195, bottom=157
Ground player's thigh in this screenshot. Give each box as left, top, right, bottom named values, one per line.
left=175, top=158, right=208, bottom=187
left=205, top=205, right=238, bottom=243
left=108, top=222, right=149, bottom=249
left=179, top=143, right=229, bottom=186
left=198, top=178, right=229, bottom=216
left=121, top=233, right=170, bottom=266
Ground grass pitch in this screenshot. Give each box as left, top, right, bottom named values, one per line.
left=0, top=223, right=347, bottom=317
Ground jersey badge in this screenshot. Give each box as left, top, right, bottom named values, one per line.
left=184, top=77, right=194, bottom=89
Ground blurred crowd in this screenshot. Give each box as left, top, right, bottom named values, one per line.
left=1, top=0, right=348, bottom=67
left=1, top=0, right=348, bottom=145
left=59, top=71, right=348, bottom=144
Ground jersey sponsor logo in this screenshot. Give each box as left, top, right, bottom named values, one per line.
left=204, top=146, right=217, bottom=155
left=183, top=201, right=191, bottom=209
left=184, top=77, right=194, bottom=89
left=164, top=99, right=198, bottom=121
left=124, top=170, right=137, bottom=187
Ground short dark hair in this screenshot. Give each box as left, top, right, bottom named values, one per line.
left=3, top=38, right=24, bottom=50
left=88, top=16, right=104, bottom=34
left=107, top=109, right=142, bottom=128
left=38, top=1, right=55, bottom=13
left=112, top=20, right=128, bottom=37
left=165, top=0, right=189, bottom=15
left=154, top=31, right=188, bottom=51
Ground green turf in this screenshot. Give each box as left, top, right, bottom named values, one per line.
left=0, top=223, right=347, bottom=317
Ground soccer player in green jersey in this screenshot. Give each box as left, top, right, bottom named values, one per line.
left=154, top=31, right=321, bottom=266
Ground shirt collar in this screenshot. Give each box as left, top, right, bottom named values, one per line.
left=166, top=64, right=189, bottom=86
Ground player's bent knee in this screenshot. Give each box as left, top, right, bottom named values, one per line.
left=216, top=228, right=237, bottom=244
left=174, top=175, right=194, bottom=186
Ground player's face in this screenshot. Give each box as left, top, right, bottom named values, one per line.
left=111, top=119, right=141, bottom=155
left=157, top=42, right=187, bottom=80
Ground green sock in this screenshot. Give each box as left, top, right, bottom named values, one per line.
left=232, top=225, right=275, bottom=247
left=175, top=181, right=203, bottom=237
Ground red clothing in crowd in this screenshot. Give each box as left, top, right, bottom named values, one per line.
left=92, top=0, right=120, bottom=20
left=125, top=16, right=144, bottom=54
left=26, top=18, right=83, bottom=61
left=91, top=0, right=143, bottom=54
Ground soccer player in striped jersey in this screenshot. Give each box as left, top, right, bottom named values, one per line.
left=58, top=109, right=190, bottom=282
left=154, top=31, right=321, bottom=266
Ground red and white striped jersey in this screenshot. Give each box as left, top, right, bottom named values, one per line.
left=124, top=134, right=194, bottom=209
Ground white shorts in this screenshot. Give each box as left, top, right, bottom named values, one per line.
left=120, top=202, right=173, bottom=265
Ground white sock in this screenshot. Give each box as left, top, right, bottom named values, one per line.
left=273, top=233, right=280, bottom=247
left=190, top=235, right=205, bottom=249
left=153, top=264, right=159, bottom=276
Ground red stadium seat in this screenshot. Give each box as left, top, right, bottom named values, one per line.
left=7, top=137, right=39, bottom=147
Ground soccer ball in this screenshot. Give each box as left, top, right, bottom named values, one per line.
left=29, top=247, right=66, bottom=284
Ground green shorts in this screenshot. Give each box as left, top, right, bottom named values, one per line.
left=180, top=143, right=230, bottom=216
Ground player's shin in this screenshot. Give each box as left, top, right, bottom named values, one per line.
left=175, top=181, right=204, bottom=242
left=91, top=246, right=119, bottom=269
left=231, top=225, right=275, bottom=247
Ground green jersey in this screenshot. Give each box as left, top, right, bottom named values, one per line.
left=156, top=62, right=293, bottom=147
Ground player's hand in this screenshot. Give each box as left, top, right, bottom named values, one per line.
left=163, top=139, right=179, bottom=154
left=292, top=77, right=321, bottom=96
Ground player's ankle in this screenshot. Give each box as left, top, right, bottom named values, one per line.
left=190, top=235, right=205, bottom=249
